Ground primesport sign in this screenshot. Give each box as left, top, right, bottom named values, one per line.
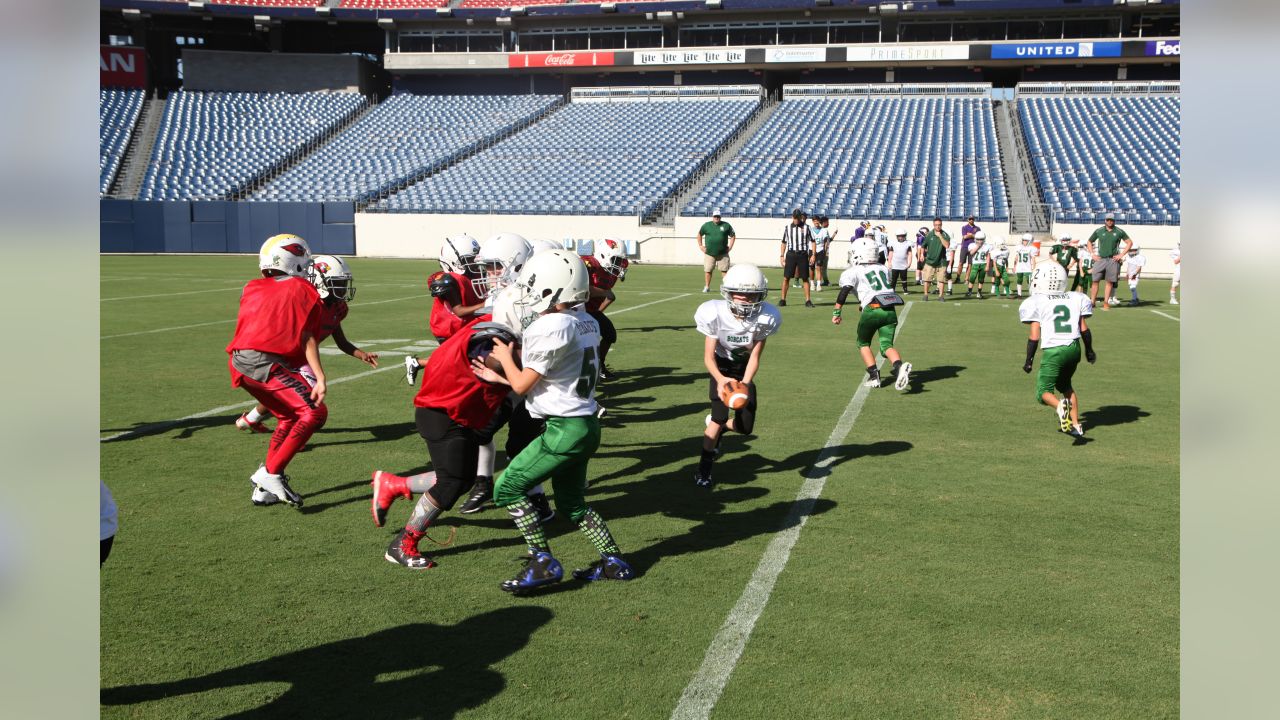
left=1145, top=40, right=1181, bottom=57
left=634, top=49, right=746, bottom=66
left=507, top=51, right=616, bottom=69
left=846, top=44, right=970, bottom=62
left=101, top=45, right=146, bottom=88
left=991, top=41, right=1122, bottom=59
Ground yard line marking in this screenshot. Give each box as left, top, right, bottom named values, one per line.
left=100, top=294, right=427, bottom=340
left=102, top=286, right=244, bottom=302
left=611, top=293, right=692, bottom=315
left=1150, top=310, right=1180, bottom=322
left=99, top=345, right=436, bottom=443
left=670, top=303, right=912, bottom=720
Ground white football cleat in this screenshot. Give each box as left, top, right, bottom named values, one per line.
left=863, top=376, right=881, bottom=389
left=251, top=465, right=303, bottom=508
left=1056, top=398, right=1072, bottom=434
left=1170, top=297, right=1179, bottom=305
left=403, top=355, right=421, bottom=386
left=894, top=362, right=912, bottom=391
left=251, top=484, right=280, bottom=506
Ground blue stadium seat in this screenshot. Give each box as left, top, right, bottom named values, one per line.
left=100, top=88, right=145, bottom=196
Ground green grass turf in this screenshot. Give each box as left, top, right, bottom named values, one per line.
left=100, top=256, right=1178, bottom=719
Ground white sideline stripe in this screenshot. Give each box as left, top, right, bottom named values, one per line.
left=99, top=349, right=434, bottom=443
left=611, top=293, right=692, bottom=315
left=101, top=286, right=244, bottom=302
left=670, top=303, right=912, bottom=720
left=1151, top=310, right=1180, bottom=322
left=100, top=294, right=427, bottom=340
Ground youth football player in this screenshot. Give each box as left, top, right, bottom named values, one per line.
left=989, top=239, right=1012, bottom=297
left=404, top=235, right=487, bottom=385
left=1013, top=233, right=1036, bottom=297
left=964, top=232, right=992, bottom=299
left=582, top=238, right=629, bottom=380
left=226, top=234, right=328, bottom=508
left=481, top=250, right=635, bottom=592
left=235, top=255, right=378, bottom=436
left=1019, top=263, right=1096, bottom=438
left=1125, top=245, right=1147, bottom=306
left=1072, top=239, right=1094, bottom=295
left=693, top=263, right=782, bottom=488
left=833, top=242, right=911, bottom=390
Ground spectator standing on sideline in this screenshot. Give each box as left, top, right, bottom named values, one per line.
left=950, top=215, right=981, bottom=295
left=1086, top=212, right=1133, bottom=311
left=820, top=216, right=837, bottom=286
left=920, top=217, right=951, bottom=301
left=698, top=209, right=736, bottom=293
left=1169, top=240, right=1180, bottom=305
left=779, top=209, right=816, bottom=308
left=914, top=226, right=929, bottom=285
left=888, top=228, right=914, bottom=294
left=810, top=215, right=830, bottom=292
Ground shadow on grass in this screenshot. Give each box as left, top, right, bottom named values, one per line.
left=100, top=414, right=242, bottom=444
left=100, top=607, right=553, bottom=719
left=903, top=365, right=965, bottom=394
left=1079, top=404, right=1149, bottom=429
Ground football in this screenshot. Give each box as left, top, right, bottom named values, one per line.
left=720, top=380, right=750, bottom=410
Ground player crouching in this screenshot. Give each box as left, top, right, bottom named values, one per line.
left=1019, top=263, right=1096, bottom=439
left=833, top=241, right=911, bottom=390
left=694, top=264, right=782, bottom=488
left=226, top=234, right=329, bottom=508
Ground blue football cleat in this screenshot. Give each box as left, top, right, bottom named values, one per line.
left=501, top=552, right=563, bottom=594
left=572, top=554, right=635, bottom=582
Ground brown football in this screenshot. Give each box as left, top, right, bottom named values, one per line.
left=719, top=380, right=750, bottom=410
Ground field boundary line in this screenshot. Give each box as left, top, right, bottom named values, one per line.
left=1150, top=310, right=1180, bottom=322
left=101, top=286, right=245, bottom=302
left=101, top=294, right=428, bottom=340
left=611, top=293, right=692, bottom=315
left=669, top=302, right=912, bottom=720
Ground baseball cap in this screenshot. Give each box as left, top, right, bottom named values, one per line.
left=1104, top=212, right=1115, bottom=220
left=712, top=209, right=721, bottom=217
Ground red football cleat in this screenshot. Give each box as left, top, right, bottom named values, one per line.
left=235, top=413, right=271, bottom=434
left=370, top=471, right=412, bottom=527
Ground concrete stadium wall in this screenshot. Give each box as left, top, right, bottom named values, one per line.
left=101, top=200, right=356, bottom=255
left=354, top=212, right=1182, bottom=277
left=181, top=50, right=380, bottom=95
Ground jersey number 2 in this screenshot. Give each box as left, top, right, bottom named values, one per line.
left=575, top=347, right=599, bottom=399
left=1052, top=305, right=1073, bottom=334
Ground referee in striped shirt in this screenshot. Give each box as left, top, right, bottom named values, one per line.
left=779, top=208, right=816, bottom=307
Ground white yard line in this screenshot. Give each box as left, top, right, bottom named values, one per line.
left=670, top=303, right=912, bottom=720
left=1150, top=310, right=1181, bottom=322
left=611, top=293, right=692, bottom=315
left=101, top=286, right=244, bottom=302
left=100, top=294, right=427, bottom=340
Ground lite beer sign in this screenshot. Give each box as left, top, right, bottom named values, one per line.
left=634, top=49, right=746, bottom=66
left=101, top=46, right=146, bottom=88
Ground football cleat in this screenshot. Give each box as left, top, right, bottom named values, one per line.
left=528, top=492, right=556, bottom=524
left=235, top=413, right=271, bottom=434
left=572, top=554, right=636, bottom=582
left=250, top=483, right=280, bottom=507
left=384, top=531, right=435, bottom=570
left=701, top=286, right=710, bottom=293
left=370, top=470, right=412, bottom=528
left=251, top=466, right=302, bottom=508
left=1067, top=423, right=1086, bottom=439
left=403, top=355, right=421, bottom=386
left=501, top=551, right=563, bottom=594
left=694, top=471, right=712, bottom=488
left=894, top=362, right=912, bottom=391
left=596, top=405, right=608, bottom=419
left=863, top=377, right=881, bottom=388
left=1056, top=398, right=1073, bottom=434
left=598, top=365, right=616, bottom=382
left=1170, top=298, right=1179, bottom=305
left=459, top=477, right=493, bottom=515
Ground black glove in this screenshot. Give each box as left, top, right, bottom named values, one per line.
left=1085, top=349, right=1097, bottom=364
left=1022, top=359, right=1034, bottom=374
left=1023, top=339, right=1038, bottom=374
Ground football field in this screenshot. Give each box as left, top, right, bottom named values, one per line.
left=100, top=255, right=1178, bottom=719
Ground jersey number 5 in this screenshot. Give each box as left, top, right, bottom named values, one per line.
left=575, top=347, right=599, bottom=399
left=864, top=270, right=890, bottom=291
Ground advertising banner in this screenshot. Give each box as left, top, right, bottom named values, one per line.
left=101, top=45, right=146, bottom=88
left=991, top=41, right=1122, bottom=60
left=507, top=51, right=616, bottom=69
left=764, top=47, right=827, bottom=64
left=632, top=48, right=747, bottom=66
left=846, top=44, right=970, bottom=62
left=1145, top=40, right=1180, bottom=57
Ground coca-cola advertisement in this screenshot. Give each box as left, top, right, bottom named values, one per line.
left=508, top=51, right=616, bottom=69
left=101, top=46, right=147, bottom=88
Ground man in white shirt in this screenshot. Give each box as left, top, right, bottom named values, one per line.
left=887, top=228, right=914, bottom=294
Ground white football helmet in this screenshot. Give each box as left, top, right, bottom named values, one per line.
left=486, top=284, right=524, bottom=339
left=994, top=236, right=1007, bottom=248
left=1128, top=244, right=1140, bottom=254
left=720, top=263, right=768, bottom=319
left=527, top=238, right=561, bottom=255
left=474, top=232, right=533, bottom=298
left=439, top=234, right=482, bottom=277
left=593, top=238, right=628, bottom=277
left=1029, top=262, right=1068, bottom=295
left=895, top=228, right=908, bottom=238
left=850, top=238, right=880, bottom=265
left=510, top=249, right=591, bottom=328
left=1021, top=233, right=1033, bottom=245
left=259, top=234, right=312, bottom=277
left=974, top=231, right=986, bottom=243
left=310, top=254, right=355, bottom=302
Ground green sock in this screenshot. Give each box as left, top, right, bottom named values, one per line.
left=507, top=499, right=550, bottom=554
left=576, top=508, right=621, bottom=556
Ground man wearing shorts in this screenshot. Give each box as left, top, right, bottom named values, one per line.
left=1086, top=212, right=1133, bottom=311
left=698, top=209, right=735, bottom=293
left=920, top=217, right=950, bottom=301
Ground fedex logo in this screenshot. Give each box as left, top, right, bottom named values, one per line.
left=1145, top=40, right=1181, bottom=57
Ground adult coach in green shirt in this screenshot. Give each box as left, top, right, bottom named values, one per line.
left=920, top=217, right=951, bottom=301
left=1086, top=212, right=1133, bottom=311
left=698, top=209, right=736, bottom=292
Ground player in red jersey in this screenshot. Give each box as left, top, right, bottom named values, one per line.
left=404, top=235, right=487, bottom=386
left=370, top=286, right=525, bottom=569
left=226, top=234, right=327, bottom=508
left=234, top=255, right=379, bottom=436
left=582, top=238, right=629, bottom=381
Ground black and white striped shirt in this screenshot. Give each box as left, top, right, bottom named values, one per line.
left=781, top=223, right=814, bottom=253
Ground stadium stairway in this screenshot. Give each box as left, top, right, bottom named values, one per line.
left=110, top=95, right=165, bottom=200
left=654, top=92, right=782, bottom=227
left=996, top=98, right=1051, bottom=234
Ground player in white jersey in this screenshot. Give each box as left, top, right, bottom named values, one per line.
left=1013, top=233, right=1036, bottom=297
left=964, top=232, right=992, bottom=299
left=1124, top=245, right=1147, bottom=306
left=887, top=228, right=914, bottom=294
left=479, top=249, right=634, bottom=593
left=694, top=263, right=782, bottom=487
left=1018, top=263, right=1096, bottom=438
left=833, top=242, right=912, bottom=390
left=989, top=239, right=1012, bottom=297
left=1169, top=241, right=1180, bottom=305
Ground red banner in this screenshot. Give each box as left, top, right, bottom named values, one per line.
left=101, top=46, right=147, bottom=89
left=508, top=51, right=616, bottom=69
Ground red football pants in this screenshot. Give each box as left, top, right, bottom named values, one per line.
left=240, top=365, right=328, bottom=475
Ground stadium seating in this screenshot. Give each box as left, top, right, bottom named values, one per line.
left=253, top=93, right=561, bottom=202
left=374, top=96, right=759, bottom=215
left=685, top=94, right=1009, bottom=221
left=1017, top=94, right=1180, bottom=225
left=207, top=0, right=322, bottom=7
left=139, top=90, right=366, bottom=201
left=338, top=0, right=450, bottom=8
left=100, top=88, right=146, bottom=196
left=458, top=0, right=569, bottom=6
